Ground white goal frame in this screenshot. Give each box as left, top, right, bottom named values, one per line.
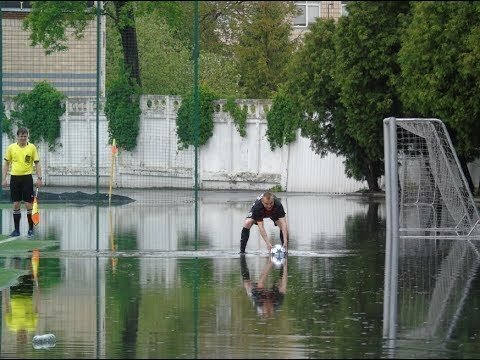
left=382, top=117, right=480, bottom=340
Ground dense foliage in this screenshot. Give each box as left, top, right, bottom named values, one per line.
left=104, top=73, right=141, bottom=151
left=398, top=2, right=480, bottom=163
left=176, top=87, right=218, bottom=150
left=10, top=81, right=66, bottom=151
left=266, top=90, right=301, bottom=151
left=235, top=1, right=297, bottom=99
left=224, top=98, right=248, bottom=138
left=280, top=1, right=411, bottom=190
left=333, top=1, right=411, bottom=190
left=20, top=1, right=480, bottom=191
left=23, top=1, right=95, bottom=54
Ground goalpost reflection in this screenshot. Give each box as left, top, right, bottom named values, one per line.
left=383, top=236, right=480, bottom=356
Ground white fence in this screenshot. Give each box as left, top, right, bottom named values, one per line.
left=3, top=95, right=367, bottom=193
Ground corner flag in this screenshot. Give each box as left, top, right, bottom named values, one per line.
left=32, top=187, right=40, bottom=225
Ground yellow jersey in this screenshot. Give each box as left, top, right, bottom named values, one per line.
left=6, top=295, right=38, bottom=332
left=4, top=143, right=39, bottom=176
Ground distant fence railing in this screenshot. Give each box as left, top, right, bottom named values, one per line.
left=2, top=95, right=367, bottom=193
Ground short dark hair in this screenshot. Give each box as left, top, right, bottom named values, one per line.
left=263, top=191, right=274, bottom=200
left=17, top=127, right=29, bottom=136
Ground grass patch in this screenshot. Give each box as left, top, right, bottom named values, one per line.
left=0, top=239, right=59, bottom=255
left=0, top=268, right=29, bottom=290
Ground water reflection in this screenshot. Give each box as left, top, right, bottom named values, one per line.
left=240, top=255, right=287, bottom=319
left=1, top=192, right=376, bottom=252
left=3, top=257, right=38, bottom=347
left=384, top=236, right=480, bottom=358
left=0, top=191, right=479, bottom=358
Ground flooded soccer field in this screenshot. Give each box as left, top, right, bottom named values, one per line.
left=0, top=190, right=479, bottom=359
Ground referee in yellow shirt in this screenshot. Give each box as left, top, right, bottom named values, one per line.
left=2, top=127, right=42, bottom=237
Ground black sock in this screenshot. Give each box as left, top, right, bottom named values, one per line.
left=280, top=230, right=284, bottom=245
left=27, top=209, right=33, bottom=230
left=13, top=209, right=21, bottom=231
left=240, top=227, right=250, bottom=253
left=240, top=254, right=250, bottom=280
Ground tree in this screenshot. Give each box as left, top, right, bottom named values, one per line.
left=235, top=1, right=298, bottom=99
left=284, top=2, right=411, bottom=191
left=398, top=2, right=480, bottom=191
left=333, top=1, right=411, bottom=191
left=285, top=19, right=344, bottom=157
left=111, top=1, right=141, bottom=87
left=284, top=18, right=375, bottom=186
left=23, top=1, right=141, bottom=87
left=106, top=7, right=241, bottom=97
left=24, top=1, right=248, bottom=97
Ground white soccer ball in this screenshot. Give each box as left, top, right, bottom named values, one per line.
left=270, top=244, right=286, bottom=258
left=271, top=256, right=285, bottom=269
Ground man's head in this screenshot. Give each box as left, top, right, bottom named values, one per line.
left=16, top=127, right=29, bottom=145
left=261, top=191, right=274, bottom=211
left=255, top=290, right=280, bottom=318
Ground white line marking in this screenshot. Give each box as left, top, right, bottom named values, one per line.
left=0, top=236, right=24, bottom=245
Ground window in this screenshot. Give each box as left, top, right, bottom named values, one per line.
left=1, top=1, right=32, bottom=11
left=294, top=1, right=321, bottom=27
left=341, top=1, right=349, bottom=16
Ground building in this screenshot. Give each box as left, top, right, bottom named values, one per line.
left=0, top=1, right=348, bottom=98
left=0, top=1, right=105, bottom=97
left=292, top=1, right=348, bottom=38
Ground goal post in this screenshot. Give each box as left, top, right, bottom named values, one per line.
left=382, top=117, right=480, bottom=340
left=384, top=117, right=480, bottom=239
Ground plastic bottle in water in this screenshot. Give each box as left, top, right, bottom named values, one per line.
left=32, top=333, right=56, bottom=349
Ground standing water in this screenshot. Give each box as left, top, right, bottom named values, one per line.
left=0, top=190, right=478, bottom=358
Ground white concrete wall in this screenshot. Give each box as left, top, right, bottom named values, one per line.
left=2, top=95, right=367, bottom=193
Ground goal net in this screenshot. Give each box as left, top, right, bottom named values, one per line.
left=383, top=117, right=480, bottom=340
left=384, top=118, right=480, bottom=238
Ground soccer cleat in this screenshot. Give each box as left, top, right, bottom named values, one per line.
left=10, top=229, right=20, bottom=237
left=27, top=229, right=34, bottom=238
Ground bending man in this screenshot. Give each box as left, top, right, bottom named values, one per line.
left=240, top=191, right=288, bottom=253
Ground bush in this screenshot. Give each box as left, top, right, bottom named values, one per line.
left=176, top=87, right=218, bottom=150
left=266, top=90, right=301, bottom=151
left=10, top=81, right=66, bottom=150
left=104, top=74, right=141, bottom=151
left=224, top=97, right=248, bottom=138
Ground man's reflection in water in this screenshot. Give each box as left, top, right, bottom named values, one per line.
left=240, top=254, right=287, bottom=318
left=3, top=251, right=40, bottom=344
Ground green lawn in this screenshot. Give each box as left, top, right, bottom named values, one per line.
left=0, top=237, right=59, bottom=290
left=0, top=238, right=58, bottom=254
left=0, top=267, right=29, bottom=290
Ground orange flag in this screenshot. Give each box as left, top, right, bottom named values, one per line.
left=32, top=187, right=40, bottom=225
left=111, top=139, right=118, bottom=155
left=32, top=249, right=40, bottom=286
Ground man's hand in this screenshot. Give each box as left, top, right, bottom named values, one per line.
left=2, top=179, right=7, bottom=188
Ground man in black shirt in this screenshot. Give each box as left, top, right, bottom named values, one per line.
left=240, top=252, right=288, bottom=318
left=240, top=191, right=289, bottom=253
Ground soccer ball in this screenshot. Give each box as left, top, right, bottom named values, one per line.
left=271, top=255, right=285, bottom=269
left=270, top=244, right=286, bottom=258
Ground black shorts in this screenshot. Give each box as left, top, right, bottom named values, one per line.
left=10, top=175, right=34, bottom=203
left=247, top=215, right=284, bottom=225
